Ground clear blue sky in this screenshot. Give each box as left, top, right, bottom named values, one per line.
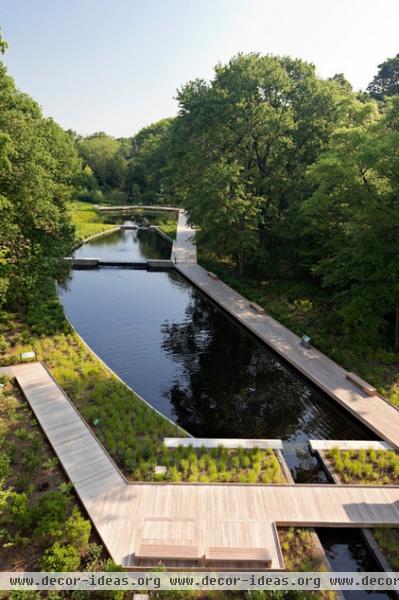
left=1, top=0, right=398, bottom=137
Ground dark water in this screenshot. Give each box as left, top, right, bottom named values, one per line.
left=74, top=227, right=171, bottom=262
left=317, top=529, right=394, bottom=600
left=58, top=235, right=376, bottom=482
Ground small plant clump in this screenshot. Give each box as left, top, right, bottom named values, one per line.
left=326, top=447, right=399, bottom=485
left=145, top=445, right=284, bottom=484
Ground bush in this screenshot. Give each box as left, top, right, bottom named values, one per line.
left=41, top=542, right=81, bottom=571
left=33, top=490, right=70, bottom=541
left=64, top=507, right=91, bottom=554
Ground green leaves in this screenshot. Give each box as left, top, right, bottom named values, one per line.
left=0, top=46, right=80, bottom=313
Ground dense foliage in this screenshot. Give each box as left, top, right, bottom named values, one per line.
left=165, top=53, right=399, bottom=349
left=367, top=53, right=399, bottom=100
left=0, top=34, right=80, bottom=314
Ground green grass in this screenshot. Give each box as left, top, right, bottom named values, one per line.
left=68, top=200, right=116, bottom=242
left=150, top=446, right=284, bottom=483
left=156, top=217, right=178, bottom=240
left=0, top=317, right=184, bottom=482
left=325, top=448, right=399, bottom=485
left=279, top=528, right=336, bottom=600
left=198, top=248, right=399, bottom=407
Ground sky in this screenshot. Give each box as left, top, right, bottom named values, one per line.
left=0, top=0, right=398, bottom=137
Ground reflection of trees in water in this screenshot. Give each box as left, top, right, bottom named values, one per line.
left=136, top=229, right=171, bottom=259
left=160, top=290, right=324, bottom=439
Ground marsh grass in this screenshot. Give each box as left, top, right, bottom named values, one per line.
left=150, top=445, right=284, bottom=483
left=326, top=447, right=399, bottom=485
left=279, top=528, right=335, bottom=600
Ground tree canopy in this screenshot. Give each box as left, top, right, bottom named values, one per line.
left=170, top=53, right=349, bottom=274
left=77, top=132, right=127, bottom=192
left=367, top=54, right=399, bottom=100
left=0, top=34, right=81, bottom=312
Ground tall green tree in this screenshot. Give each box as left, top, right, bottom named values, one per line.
left=367, top=53, right=399, bottom=100
left=171, top=53, right=349, bottom=274
left=77, top=132, right=127, bottom=191
left=125, top=118, right=173, bottom=204
left=304, top=98, right=399, bottom=347
left=0, top=33, right=81, bottom=312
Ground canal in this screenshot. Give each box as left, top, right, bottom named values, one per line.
left=59, top=226, right=376, bottom=483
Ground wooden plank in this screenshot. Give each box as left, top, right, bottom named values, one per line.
left=309, top=440, right=393, bottom=451
left=206, top=547, right=271, bottom=561
left=137, top=544, right=200, bottom=560
left=346, top=372, right=377, bottom=396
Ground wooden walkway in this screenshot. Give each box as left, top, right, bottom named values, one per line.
left=173, top=212, right=399, bottom=450
left=9, top=362, right=399, bottom=570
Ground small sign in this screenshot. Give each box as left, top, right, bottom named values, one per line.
left=20, top=351, right=36, bottom=361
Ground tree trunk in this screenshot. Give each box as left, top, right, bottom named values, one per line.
left=395, top=304, right=399, bottom=351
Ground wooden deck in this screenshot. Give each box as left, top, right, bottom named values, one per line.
left=173, top=212, right=399, bottom=450
left=9, top=362, right=399, bottom=570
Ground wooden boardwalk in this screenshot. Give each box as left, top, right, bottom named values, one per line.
left=9, top=362, right=399, bottom=569
left=173, top=212, right=399, bottom=449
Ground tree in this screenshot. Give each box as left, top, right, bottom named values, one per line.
left=125, top=118, right=173, bottom=203
left=304, top=97, right=399, bottom=347
left=170, top=53, right=350, bottom=274
left=0, top=33, right=81, bottom=313
left=77, top=133, right=127, bottom=191
left=367, top=54, right=399, bottom=100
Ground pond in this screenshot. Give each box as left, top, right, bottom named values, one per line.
left=74, top=226, right=171, bottom=262
left=58, top=229, right=376, bottom=483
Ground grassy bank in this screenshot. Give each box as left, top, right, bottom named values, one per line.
left=68, top=200, right=116, bottom=242
left=153, top=446, right=284, bottom=483
left=198, top=249, right=399, bottom=407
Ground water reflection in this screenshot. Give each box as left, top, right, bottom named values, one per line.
left=74, top=228, right=171, bottom=262
left=58, top=265, right=375, bottom=482
left=317, top=529, right=394, bottom=600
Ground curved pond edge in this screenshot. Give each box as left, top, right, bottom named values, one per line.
left=63, top=312, right=191, bottom=440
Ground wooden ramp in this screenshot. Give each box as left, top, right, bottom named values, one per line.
left=173, top=212, right=399, bottom=450
left=9, top=362, right=399, bottom=570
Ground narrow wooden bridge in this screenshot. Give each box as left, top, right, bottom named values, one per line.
left=8, top=362, right=399, bottom=570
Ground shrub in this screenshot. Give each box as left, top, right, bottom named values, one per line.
left=41, top=542, right=81, bottom=571
left=33, top=490, right=70, bottom=541
left=64, top=507, right=91, bottom=554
